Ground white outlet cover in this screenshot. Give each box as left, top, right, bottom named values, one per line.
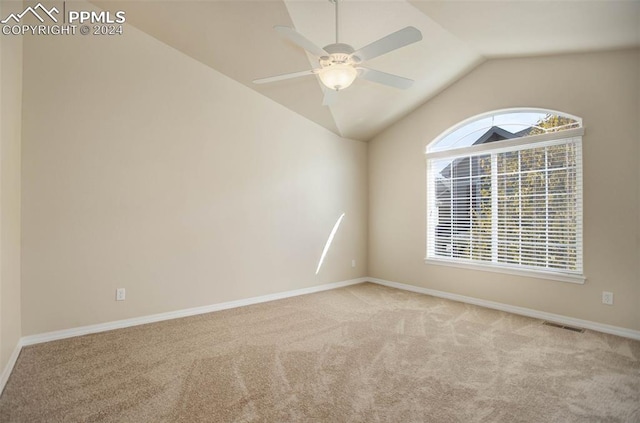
left=116, top=288, right=126, bottom=301
left=602, top=291, right=613, bottom=305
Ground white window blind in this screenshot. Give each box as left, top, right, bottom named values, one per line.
left=427, top=137, right=583, bottom=279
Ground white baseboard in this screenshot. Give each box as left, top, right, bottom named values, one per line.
left=4, top=275, right=639, bottom=395
left=368, top=277, right=640, bottom=341
left=1, top=277, right=363, bottom=393
left=0, top=339, right=23, bottom=395
left=20, top=277, right=368, bottom=347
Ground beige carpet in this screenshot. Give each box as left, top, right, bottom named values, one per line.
left=1, top=282, right=639, bottom=422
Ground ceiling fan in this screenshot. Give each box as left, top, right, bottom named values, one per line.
left=253, top=0, right=423, bottom=104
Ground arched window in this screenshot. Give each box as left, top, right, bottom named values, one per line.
left=425, top=108, right=584, bottom=283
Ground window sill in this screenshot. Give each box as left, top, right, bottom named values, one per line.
left=424, top=258, right=586, bottom=284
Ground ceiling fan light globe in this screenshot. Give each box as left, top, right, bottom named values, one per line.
left=319, top=64, right=357, bottom=91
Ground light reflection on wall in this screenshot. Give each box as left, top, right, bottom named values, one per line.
left=315, top=213, right=345, bottom=275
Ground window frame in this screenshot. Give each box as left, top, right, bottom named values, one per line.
left=425, top=109, right=585, bottom=284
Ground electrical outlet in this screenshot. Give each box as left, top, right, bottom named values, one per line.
left=116, top=288, right=126, bottom=301
left=351, top=259, right=356, bottom=268
left=602, top=291, right=613, bottom=305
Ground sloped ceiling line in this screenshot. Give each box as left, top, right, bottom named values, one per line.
left=92, top=0, right=640, bottom=141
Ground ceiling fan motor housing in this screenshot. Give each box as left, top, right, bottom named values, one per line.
left=321, top=43, right=361, bottom=65
left=317, top=44, right=360, bottom=91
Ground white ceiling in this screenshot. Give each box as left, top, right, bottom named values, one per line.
left=95, top=0, right=640, bottom=141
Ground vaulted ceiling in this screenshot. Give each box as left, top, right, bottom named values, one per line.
left=94, top=0, right=640, bottom=141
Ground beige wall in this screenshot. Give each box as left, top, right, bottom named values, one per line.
left=0, top=1, right=23, bottom=372
left=21, top=12, right=367, bottom=335
left=369, top=49, right=640, bottom=331
left=12, top=6, right=639, bottom=339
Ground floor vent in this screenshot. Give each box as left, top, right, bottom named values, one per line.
left=542, top=321, right=585, bottom=333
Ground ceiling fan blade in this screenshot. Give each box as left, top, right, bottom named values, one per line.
left=322, top=88, right=338, bottom=106
left=253, top=69, right=319, bottom=85
left=352, top=26, right=422, bottom=62
left=358, top=67, right=414, bottom=89
left=274, top=26, right=328, bottom=58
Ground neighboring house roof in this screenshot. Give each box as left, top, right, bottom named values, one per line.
left=514, top=127, right=535, bottom=137
left=472, top=126, right=519, bottom=145
left=436, top=126, right=532, bottom=199
left=440, top=126, right=532, bottom=178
